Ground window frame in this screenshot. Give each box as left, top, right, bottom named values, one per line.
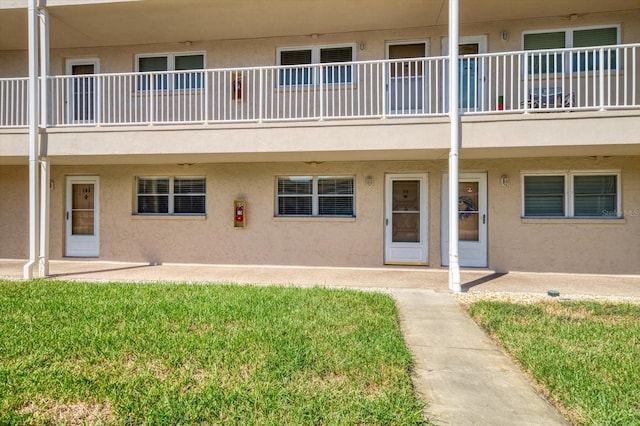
left=135, top=51, right=207, bottom=91
left=275, top=175, right=356, bottom=217
left=521, top=171, right=621, bottom=218
left=135, top=176, right=206, bottom=216
left=522, top=25, right=621, bottom=74
left=276, top=43, right=357, bottom=87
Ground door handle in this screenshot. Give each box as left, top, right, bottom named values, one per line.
left=386, top=218, right=389, bottom=226
left=66, top=211, right=69, bottom=220
left=482, top=214, right=486, bottom=224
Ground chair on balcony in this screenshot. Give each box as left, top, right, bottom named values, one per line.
left=525, top=87, right=575, bottom=109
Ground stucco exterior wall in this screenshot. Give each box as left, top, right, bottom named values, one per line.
left=1, top=156, right=635, bottom=273
left=0, top=166, right=28, bottom=259
left=2, top=9, right=639, bottom=77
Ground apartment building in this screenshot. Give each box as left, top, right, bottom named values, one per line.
left=1, top=0, right=639, bottom=276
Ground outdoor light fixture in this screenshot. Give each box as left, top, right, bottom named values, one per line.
left=365, top=176, right=374, bottom=187
left=501, top=31, right=509, bottom=41
left=501, top=175, right=510, bottom=187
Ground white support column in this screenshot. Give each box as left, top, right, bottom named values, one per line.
left=39, top=5, right=50, bottom=277
left=448, top=0, right=462, bottom=292
left=24, top=0, right=40, bottom=279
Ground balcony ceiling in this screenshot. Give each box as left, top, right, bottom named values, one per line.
left=1, top=0, right=639, bottom=50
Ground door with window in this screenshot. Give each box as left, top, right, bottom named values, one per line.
left=66, top=59, right=99, bottom=124
left=384, top=174, right=428, bottom=265
left=65, top=176, right=100, bottom=257
left=387, top=41, right=428, bottom=114
left=442, top=36, right=487, bottom=112
left=441, top=172, right=487, bottom=267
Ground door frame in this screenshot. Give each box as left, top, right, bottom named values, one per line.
left=384, top=173, right=429, bottom=265
left=440, top=172, right=488, bottom=267
left=65, top=58, right=100, bottom=124
left=385, top=40, right=430, bottom=114
left=441, top=35, right=488, bottom=112
left=65, top=175, right=100, bottom=257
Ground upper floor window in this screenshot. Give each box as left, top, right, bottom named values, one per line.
left=136, top=52, right=205, bottom=90
left=523, top=26, right=619, bottom=74
left=277, top=45, right=355, bottom=86
left=522, top=171, right=620, bottom=218
left=276, top=176, right=355, bottom=217
left=136, top=176, right=206, bottom=215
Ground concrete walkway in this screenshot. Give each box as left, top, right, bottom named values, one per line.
left=3, top=258, right=640, bottom=425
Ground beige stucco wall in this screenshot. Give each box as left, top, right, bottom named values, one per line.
left=3, top=156, right=637, bottom=274
left=2, top=9, right=639, bottom=77
left=0, top=165, right=28, bottom=259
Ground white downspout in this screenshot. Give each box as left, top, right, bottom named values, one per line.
left=448, top=0, right=462, bottom=292
left=39, top=5, right=50, bottom=277
left=24, top=0, right=40, bottom=279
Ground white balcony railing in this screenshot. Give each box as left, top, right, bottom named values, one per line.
left=1, top=44, right=638, bottom=129
left=0, top=77, right=28, bottom=127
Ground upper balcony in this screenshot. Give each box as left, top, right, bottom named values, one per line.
left=1, top=44, right=639, bottom=129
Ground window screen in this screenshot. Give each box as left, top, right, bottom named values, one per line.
left=321, top=47, right=353, bottom=84
left=523, top=175, right=565, bottom=217
left=277, top=176, right=355, bottom=217
left=280, top=50, right=313, bottom=86
left=524, top=32, right=566, bottom=74
left=136, top=177, right=206, bottom=215
left=573, top=28, right=618, bottom=71
left=277, top=177, right=313, bottom=215
left=137, top=177, right=170, bottom=214
left=573, top=175, right=617, bottom=216
left=318, top=177, right=354, bottom=216
left=174, top=54, right=204, bottom=89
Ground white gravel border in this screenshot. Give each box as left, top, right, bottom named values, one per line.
left=454, top=291, right=640, bottom=306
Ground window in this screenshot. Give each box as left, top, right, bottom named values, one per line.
left=523, top=26, right=619, bottom=73
left=277, top=45, right=355, bottom=86
left=136, top=52, right=205, bottom=90
left=136, top=177, right=206, bottom=215
left=276, top=176, right=355, bottom=217
left=522, top=172, right=620, bottom=218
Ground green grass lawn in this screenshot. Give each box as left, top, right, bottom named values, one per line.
left=468, top=300, right=640, bottom=426
left=0, top=280, right=427, bottom=425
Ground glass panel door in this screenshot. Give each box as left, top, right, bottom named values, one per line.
left=385, top=174, right=428, bottom=265
left=66, top=176, right=100, bottom=257
left=71, top=184, right=95, bottom=235
left=458, top=181, right=479, bottom=241
left=392, top=180, right=420, bottom=243
left=72, top=64, right=95, bottom=122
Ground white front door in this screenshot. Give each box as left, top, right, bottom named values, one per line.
left=441, top=172, right=487, bottom=267
left=384, top=173, right=428, bottom=265
left=65, top=176, right=100, bottom=257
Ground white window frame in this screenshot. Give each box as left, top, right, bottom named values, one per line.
left=522, top=25, right=621, bottom=51
left=521, top=170, right=621, bottom=218
left=275, top=175, right=356, bottom=217
left=522, top=25, right=621, bottom=74
left=135, top=176, right=206, bottom=216
left=135, top=51, right=206, bottom=91
left=276, top=43, right=357, bottom=87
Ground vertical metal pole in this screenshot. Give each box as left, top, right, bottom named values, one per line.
left=448, top=0, right=461, bottom=292
left=39, top=5, right=50, bottom=277
left=24, top=0, right=40, bottom=279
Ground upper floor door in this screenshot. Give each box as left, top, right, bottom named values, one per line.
left=386, top=40, right=429, bottom=114
left=66, top=58, right=99, bottom=124
left=442, top=35, right=488, bottom=112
